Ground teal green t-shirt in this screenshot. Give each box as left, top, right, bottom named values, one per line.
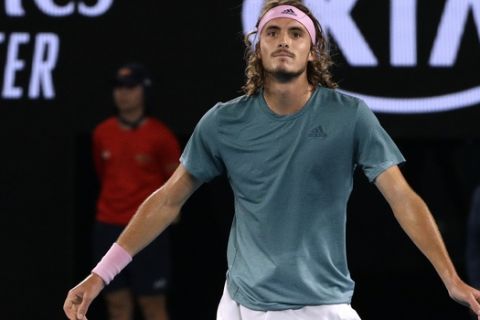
left=180, top=86, right=405, bottom=311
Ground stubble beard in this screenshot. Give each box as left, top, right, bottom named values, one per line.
left=265, top=65, right=306, bottom=84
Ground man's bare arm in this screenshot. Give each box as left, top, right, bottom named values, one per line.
left=375, top=166, right=480, bottom=318
left=64, top=164, right=201, bottom=320
left=117, top=164, right=201, bottom=255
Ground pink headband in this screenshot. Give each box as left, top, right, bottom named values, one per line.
left=257, top=5, right=317, bottom=45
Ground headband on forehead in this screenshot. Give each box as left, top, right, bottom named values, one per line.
left=257, top=5, right=317, bottom=45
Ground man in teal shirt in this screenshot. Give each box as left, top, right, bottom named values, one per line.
left=181, top=88, right=403, bottom=312
left=64, top=1, right=480, bottom=319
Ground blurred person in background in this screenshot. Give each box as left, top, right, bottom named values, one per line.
left=65, top=2, right=480, bottom=320
left=91, top=62, right=180, bottom=320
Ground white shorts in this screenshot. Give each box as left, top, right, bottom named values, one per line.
left=216, top=284, right=362, bottom=320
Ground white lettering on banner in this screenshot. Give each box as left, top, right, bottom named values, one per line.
left=0, top=33, right=59, bottom=99
left=78, top=0, right=114, bottom=17
left=29, top=33, right=59, bottom=99
left=338, top=87, right=480, bottom=114
left=430, top=0, right=480, bottom=66
left=34, top=0, right=74, bottom=17
left=242, top=0, right=480, bottom=113
left=1, top=1, right=114, bottom=101
left=5, top=0, right=113, bottom=17
left=5, top=0, right=25, bottom=16
left=391, top=0, right=416, bottom=66
left=241, top=0, right=377, bottom=66
left=2, top=32, right=29, bottom=99
left=307, top=0, right=377, bottom=66
left=241, top=0, right=262, bottom=40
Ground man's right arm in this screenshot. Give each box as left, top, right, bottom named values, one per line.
left=63, top=164, right=202, bottom=320
left=116, top=163, right=201, bottom=255
left=467, top=186, right=480, bottom=289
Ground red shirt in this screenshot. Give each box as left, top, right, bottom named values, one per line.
left=93, top=117, right=181, bottom=225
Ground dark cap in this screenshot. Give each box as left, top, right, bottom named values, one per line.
left=113, top=63, right=152, bottom=88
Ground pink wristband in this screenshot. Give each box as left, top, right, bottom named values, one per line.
left=92, top=243, right=132, bottom=285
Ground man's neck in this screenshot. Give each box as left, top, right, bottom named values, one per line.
left=263, top=77, right=313, bottom=116
left=117, top=108, right=145, bottom=129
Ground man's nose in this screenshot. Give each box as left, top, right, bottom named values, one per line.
left=277, top=31, right=290, bottom=48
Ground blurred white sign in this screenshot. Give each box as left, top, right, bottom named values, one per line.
left=242, top=0, right=480, bottom=113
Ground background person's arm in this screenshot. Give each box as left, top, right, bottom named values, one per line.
left=375, top=166, right=480, bottom=319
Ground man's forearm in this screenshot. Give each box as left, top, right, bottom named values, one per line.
left=115, top=164, right=200, bottom=256
left=116, top=187, right=182, bottom=256
left=391, top=192, right=460, bottom=286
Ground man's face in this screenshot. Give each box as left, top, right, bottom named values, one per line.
left=113, top=84, right=144, bottom=113
left=258, top=17, right=314, bottom=81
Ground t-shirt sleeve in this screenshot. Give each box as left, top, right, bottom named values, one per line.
left=354, top=100, right=405, bottom=182
left=180, top=105, right=225, bottom=182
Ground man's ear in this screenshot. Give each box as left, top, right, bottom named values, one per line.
left=255, top=44, right=261, bottom=59
left=308, top=47, right=315, bottom=62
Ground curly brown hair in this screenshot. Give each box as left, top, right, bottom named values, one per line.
left=242, top=0, right=338, bottom=95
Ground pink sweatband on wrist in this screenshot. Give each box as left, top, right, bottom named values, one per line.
left=257, top=5, right=317, bottom=45
left=91, top=243, right=132, bottom=285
